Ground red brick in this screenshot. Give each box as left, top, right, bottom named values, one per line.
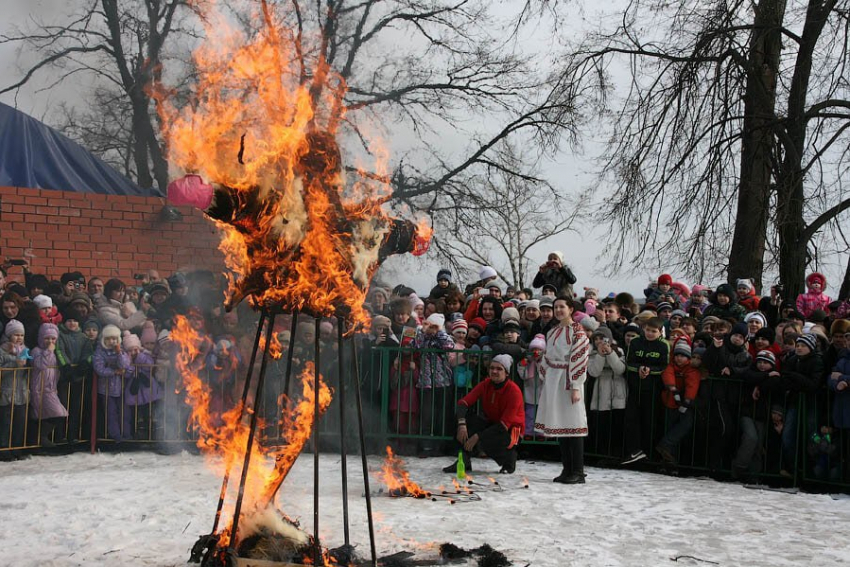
left=16, top=205, right=37, bottom=214
left=91, top=219, right=111, bottom=227
left=26, top=197, right=49, bottom=206
left=102, top=210, right=122, bottom=220
left=0, top=192, right=27, bottom=205
left=110, top=220, right=133, bottom=229
left=68, top=217, right=88, bottom=227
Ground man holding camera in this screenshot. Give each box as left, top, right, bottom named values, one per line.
left=532, top=251, right=577, bottom=299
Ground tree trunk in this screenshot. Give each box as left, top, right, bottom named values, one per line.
left=839, top=254, right=850, bottom=301
left=727, top=0, right=787, bottom=292
left=776, top=0, right=834, bottom=299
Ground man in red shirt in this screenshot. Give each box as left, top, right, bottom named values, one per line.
left=442, top=354, right=525, bottom=474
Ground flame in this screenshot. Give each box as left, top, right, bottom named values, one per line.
left=172, top=315, right=331, bottom=544
left=155, top=1, right=430, bottom=327
left=374, top=446, right=428, bottom=498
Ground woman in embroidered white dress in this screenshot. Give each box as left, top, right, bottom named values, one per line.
left=535, top=296, right=590, bottom=484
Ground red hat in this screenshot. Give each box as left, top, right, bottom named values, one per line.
left=469, top=317, right=487, bottom=333
left=806, top=272, right=826, bottom=289
left=658, top=274, right=673, bottom=286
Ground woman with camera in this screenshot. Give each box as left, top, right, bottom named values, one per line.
left=532, top=251, right=577, bottom=298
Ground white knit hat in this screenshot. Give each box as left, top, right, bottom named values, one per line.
left=478, top=266, right=497, bottom=280
left=491, top=354, right=513, bottom=372
left=33, top=294, right=53, bottom=309
left=425, top=313, right=445, bottom=329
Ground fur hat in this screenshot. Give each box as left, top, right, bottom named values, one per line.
left=425, top=313, right=445, bottom=329
left=450, top=319, right=468, bottom=333
left=371, top=315, right=391, bottom=330
left=671, top=282, right=691, bottom=298
left=4, top=319, right=24, bottom=338
left=491, top=354, right=513, bottom=372
left=658, top=274, right=673, bottom=286
left=100, top=324, right=121, bottom=348
left=756, top=350, right=776, bottom=367
left=736, top=278, right=754, bottom=292
left=796, top=333, right=818, bottom=352
left=68, top=292, right=93, bottom=310
left=529, top=334, right=546, bottom=351
left=744, top=312, right=767, bottom=328
left=478, top=266, right=498, bottom=281
left=831, top=318, right=850, bottom=337
left=806, top=272, right=826, bottom=289
left=437, top=269, right=452, bottom=284
left=673, top=341, right=692, bottom=358
left=33, top=294, right=53, bottom=309
left=583, top=287, right=599, bottom=298
left=123, top=332, right=142, bottom=351
left=389, top=297, right=413, bottom=316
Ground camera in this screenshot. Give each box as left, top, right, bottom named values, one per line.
left=774, top=284, right=783, bottom=295
left=133, top=273, right=146, bottom=280
left=8, top=259, right=27, bottom=266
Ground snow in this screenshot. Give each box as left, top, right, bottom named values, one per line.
left=1, top=451, right=847, bottom=566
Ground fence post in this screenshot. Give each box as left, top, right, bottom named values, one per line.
left=90, top=373, right=98, bottom=454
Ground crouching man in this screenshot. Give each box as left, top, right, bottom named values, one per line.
left=442, top=354, right=525, bottom=474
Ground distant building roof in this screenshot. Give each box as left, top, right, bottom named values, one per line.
left=0, top=101, right=157, bottom=196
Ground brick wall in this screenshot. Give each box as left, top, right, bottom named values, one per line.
left=0, top=186, right=225, bottom=282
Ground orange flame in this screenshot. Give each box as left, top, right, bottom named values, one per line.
left=374, top=446, right=428, bottom=498
left=172, top=315, right=331, bottom=543
left=155, top=1, right=429, bottom=327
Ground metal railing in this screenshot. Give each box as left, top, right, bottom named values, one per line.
left=3, top=345, right=848, bottom=494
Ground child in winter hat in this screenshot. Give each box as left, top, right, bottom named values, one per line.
left=796, top=272, right=832, bottom=319
left=520, top=333, right=547, bottom=438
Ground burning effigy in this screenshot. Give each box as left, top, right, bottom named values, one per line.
left=155, top=1, right=431, bottom=565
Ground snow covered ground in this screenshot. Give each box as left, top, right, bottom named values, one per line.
left=0, top=450, right=847, bottom=567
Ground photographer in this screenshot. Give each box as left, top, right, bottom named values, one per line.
left=532, top=251, right=577, bottom=298
left=757, top=283, right=786, bottom=328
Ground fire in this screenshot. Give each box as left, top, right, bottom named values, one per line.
left=172, top=315, right=331, bottom=543
left=375, top=446, right=428, bottom=498
left=156, top=0, right=431, bottom=327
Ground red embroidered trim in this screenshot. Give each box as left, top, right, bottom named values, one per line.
left=534, top=423, right=588, bottom=436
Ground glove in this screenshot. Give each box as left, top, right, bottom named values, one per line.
left=678, top=398, right=692, bottom=414
left=673, top=392, right=681, bottom=404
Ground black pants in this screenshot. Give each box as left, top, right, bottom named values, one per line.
left=58, top=380, right=89, bottom=441
left=419, top=386, right=453, bottom=453
left=0, top=404, right=27, bottom=448
left=452, top=413, right=512, bottom=468
left=557, top=437, right=585, bottom=475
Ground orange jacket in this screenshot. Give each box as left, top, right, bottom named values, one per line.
left=661, top=361, right=701, bottom=409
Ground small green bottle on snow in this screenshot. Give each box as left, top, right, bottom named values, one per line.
left=456, top=449, right=466, bottom=479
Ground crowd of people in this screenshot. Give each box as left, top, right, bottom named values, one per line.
left=1, top=252, right=849, bottom=489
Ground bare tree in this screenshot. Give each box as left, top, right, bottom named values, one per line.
left=1, top=0, right=200, bottom=190
left=554, top=0, right=850, bottom=295
left=430, top=142, right=583, bottom=289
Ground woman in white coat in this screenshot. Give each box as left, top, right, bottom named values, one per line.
left=535, top=296, right=590, bottom=484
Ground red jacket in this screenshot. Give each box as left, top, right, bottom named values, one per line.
left=661, top=362, right=701, bottom=409
left=459, top=378, right=525, bottom=445
left=738, top=290, right=760, bottom=312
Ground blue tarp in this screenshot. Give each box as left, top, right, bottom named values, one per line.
left=0, top=101, right=155, bottom=196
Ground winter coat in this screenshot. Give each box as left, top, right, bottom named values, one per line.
left=827, top=350, right=850, bottom=429
left=427, top=283, right=459, bottom=302
left=29, top=346, right=67, bottom=419
left=740, top=367, right=773, bottom=419
left=412, top=328, right=455, bottom=389
left=747, top=342, right=782, bottom=370
left=625, top=337, right=670, bottom=392
left=737, top=290, right=761, bottom=313
left=124, top=350, right=163, bottom=406
left=97, top=298, right=147, bottom=332
left=703, top=301, right=747, bottom=322
left=796, top=290, right=832, bottom=318
left=57, top=324, right=94, bottom=384
left=0, top=343, right=29, bottom=406
left=520, top=353, right=545, bottom=405
left=660, top=361, right=701, bottom=410
left=93, top=344, right=132, bottom=397
left=587, top=348, right=627, bottom=411
left=703, top=339, right=750, bottom=405
left=491, top=338, right=527, bottom=371
left=532, top=265, right=577, bottom=298
left=760, top=351, right=824, bottom=405
left=535, top=322, right=590, bottom=437
left=459, top=378, right=525, bottom=442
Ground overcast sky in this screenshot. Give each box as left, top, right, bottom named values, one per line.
left=3, top=1, right=841, bottom=298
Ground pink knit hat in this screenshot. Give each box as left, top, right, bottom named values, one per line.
left=123, top=331, right=142, bottom=350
